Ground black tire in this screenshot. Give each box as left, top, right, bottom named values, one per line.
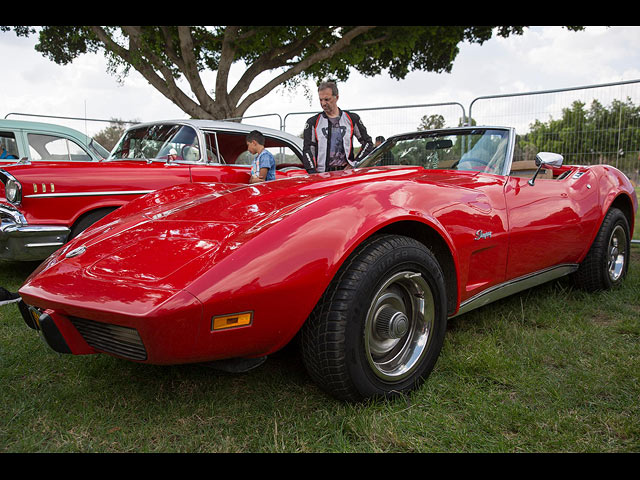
left=300, top=235, right=448, bottom=402
left=69, top=208, right=118, bottom=240
left=573, top=207, right=630, bottom=292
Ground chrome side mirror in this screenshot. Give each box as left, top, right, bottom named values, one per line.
left=528, top=152, right=564, bottom=186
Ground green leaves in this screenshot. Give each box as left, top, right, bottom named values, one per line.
left=34, top=26, right=98, bottom=65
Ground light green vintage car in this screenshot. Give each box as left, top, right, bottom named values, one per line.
left=0, top=119, right=110, bottom=163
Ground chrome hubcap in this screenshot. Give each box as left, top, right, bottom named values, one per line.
left=365, top=271, right=435, bottom=382
left=375, top=306, right=410, bottom=339
left=607, top=225, right=627, bottom=282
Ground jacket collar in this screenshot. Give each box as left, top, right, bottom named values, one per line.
left=320, top=108, right=343, bottom=120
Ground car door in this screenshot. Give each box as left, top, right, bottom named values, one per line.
left=186, top=130, right=250, bottom=184
left=504, top=168, right=600, bottom=280
left=451, top=173, right=511, bottom=301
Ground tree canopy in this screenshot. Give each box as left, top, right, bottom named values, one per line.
left=518, top=98, right=640, bottom=169
left=2, top=26, right=583, bottom=120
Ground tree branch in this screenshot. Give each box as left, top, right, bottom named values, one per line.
left=228, top=27, right=327, bottom=106
left=96, top=26, right=210, bottom=118
left=234, top=26, right=376, bottom=116
left=177, top=26, right=215, bottom=112
left=215, top=26, right=240, bottom=114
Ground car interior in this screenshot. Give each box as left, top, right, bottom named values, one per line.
left=203, top=130, right=304, bottom=169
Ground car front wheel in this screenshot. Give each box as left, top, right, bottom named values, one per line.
left=301, top=234, right=448, bottom=402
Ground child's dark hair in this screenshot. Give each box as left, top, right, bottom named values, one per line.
left=246, top=130, right=265, bottom=145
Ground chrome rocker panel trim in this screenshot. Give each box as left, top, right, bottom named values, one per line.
left=452, top=264, right=579, bottom=318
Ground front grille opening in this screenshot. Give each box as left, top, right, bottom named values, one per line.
left=70, top=317, right=147, bottom=361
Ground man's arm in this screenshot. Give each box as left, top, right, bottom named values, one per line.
left=352, top=113, right=374, bottom=162
left=302, top=115, right=318, bottom=173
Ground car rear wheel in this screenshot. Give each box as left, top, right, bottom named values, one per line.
left=300, top=235, right=448, bottom=401
left=573, top=207, right=630, bottom=291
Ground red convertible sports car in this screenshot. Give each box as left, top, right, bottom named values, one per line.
left=17, top=126, right=638, bottom=401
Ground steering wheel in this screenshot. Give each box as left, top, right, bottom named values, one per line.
left=181, top=144, right=200, bottom=162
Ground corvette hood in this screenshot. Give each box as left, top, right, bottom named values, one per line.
left=13, top=168, right=373, bottom=259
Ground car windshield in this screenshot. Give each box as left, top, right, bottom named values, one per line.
left=358, top=128, right=510, bottom=175
left=109, top=124, right=201, bottom=162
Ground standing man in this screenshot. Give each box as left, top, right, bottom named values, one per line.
left=302, top=81, right=374, bottom=173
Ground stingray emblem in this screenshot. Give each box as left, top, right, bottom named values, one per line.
left=65, top=246, right=87, bottom=258
left=474, top=230, right=492, bottom=241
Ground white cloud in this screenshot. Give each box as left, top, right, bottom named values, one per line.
left=524, top=26, right=640, bottom=84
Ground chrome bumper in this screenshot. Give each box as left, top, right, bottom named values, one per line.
left=0, top=204, right=70, bottom=261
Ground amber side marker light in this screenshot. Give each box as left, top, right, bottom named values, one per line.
left=212, top=312, right=253, bottom=331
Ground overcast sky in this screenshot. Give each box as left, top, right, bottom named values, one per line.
left=1, top=26, right=639, bottom=138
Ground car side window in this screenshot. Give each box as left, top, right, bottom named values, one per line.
left=28, top=133, right=92, bottom=161
left=0, top=131, right=20, bottom=159
left=204, top=132, right=224, bottom=163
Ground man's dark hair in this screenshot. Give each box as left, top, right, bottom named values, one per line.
left=246, top=130, right=265, bottom=145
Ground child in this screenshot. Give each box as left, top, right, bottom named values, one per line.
left=246, top=130, right=276, bottom=183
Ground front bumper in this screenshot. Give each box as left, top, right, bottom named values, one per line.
left=0, top=205, right=70, bottom=261
left=17, top=289, right=204, bottom=364
left=18, top=301, right=140, bottom=358
left=18, top=301, right=74, bottom=354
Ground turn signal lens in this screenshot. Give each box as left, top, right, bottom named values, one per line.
left=212, top=312, right=253, bottom=331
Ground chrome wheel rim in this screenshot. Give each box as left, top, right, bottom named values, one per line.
left=364, top=271, right=435, bottom=382
left=607, top=225, right=627, bottom=282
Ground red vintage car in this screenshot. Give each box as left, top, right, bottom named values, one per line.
left=17, top=126, right=638, bottom=401
left=1, top=120, right=305, bottom=261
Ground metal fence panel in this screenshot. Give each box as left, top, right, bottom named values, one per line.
left=468, top=79, right=640, bottom=183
